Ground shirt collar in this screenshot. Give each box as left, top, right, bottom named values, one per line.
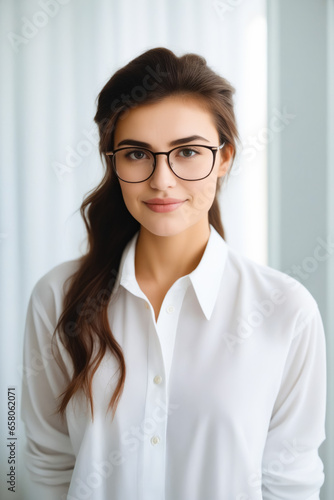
left=112, top=225, right=228, bottom=320
left=188, top=225, right=228, bottom=320
left=113, top=231, right=142, bottom=299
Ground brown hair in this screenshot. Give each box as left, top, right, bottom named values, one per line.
left=53, top=47, right=239, bottom=419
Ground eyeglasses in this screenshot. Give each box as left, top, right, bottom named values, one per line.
left=105, top=143, right=225, bottom=183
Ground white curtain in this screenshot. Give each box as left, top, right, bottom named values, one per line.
left=0, top=0, right=266, bottom=497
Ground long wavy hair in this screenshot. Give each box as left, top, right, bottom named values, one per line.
left=53, top=47, right=239, bottom=420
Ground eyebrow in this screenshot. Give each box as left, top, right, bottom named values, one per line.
left=116, top=135, right=211, bottom=148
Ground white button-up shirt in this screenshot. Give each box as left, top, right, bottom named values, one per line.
left=21, top=225, right=326, bottom=500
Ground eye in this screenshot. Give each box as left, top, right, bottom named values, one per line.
left=125, top=149, right=150, bottom=161
left=178, top=147, right=199, bottom=158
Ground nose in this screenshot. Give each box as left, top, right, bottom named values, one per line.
left=149, top=153, right=177, bottom=190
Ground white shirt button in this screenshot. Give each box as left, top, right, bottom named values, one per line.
left=166, top=305, right=175, bottom=314
left=153, top=375, right=162, bottom=385
left=145, top=302, right=150, bottom=309
left=151, top=436, right=160, bottom=446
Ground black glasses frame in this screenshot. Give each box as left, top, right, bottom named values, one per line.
left=105, top=142, right=226, bottom=183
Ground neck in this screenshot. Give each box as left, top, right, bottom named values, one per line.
left=135, top=219, right=211, bottom=287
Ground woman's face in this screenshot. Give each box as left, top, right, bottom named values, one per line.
left=113, top=94, right=232, bottom=238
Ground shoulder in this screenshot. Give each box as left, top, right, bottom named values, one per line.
left=29, top=259, right=81, bottom=321
left=224, top=245, right=319, bottom=332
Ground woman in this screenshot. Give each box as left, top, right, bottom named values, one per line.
left=21, top=47, right=326, bottom=500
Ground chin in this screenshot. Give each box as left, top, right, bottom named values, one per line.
left=139, top=218, right=189, bottom=238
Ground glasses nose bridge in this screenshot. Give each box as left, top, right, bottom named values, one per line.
left=153, top=150, right=171, bottom=168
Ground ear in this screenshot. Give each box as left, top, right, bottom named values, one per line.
left=217, top=143, right=234, bottom=178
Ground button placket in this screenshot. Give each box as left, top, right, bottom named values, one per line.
left=141, top=321, right=167, bottom=499
left=141, top=284, right=187, bottom=499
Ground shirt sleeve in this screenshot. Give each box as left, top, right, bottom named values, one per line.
left=261, top=304, right=327, bottom=499
left=20, top=283, right=76, bottom=499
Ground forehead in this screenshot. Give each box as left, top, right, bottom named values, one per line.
left=113, top=94, right=218, bottom=147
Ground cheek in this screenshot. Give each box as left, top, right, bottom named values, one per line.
left=179, top=179, right=218, bottom=225
left=191, top=177, right=218, bottom=209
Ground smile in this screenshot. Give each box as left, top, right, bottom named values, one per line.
left=143, top=198, right=186, bottom=213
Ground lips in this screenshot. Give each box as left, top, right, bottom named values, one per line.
left=144, top=198, right=184, bottom=205
left=143, top=198, right=186, bottom=213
